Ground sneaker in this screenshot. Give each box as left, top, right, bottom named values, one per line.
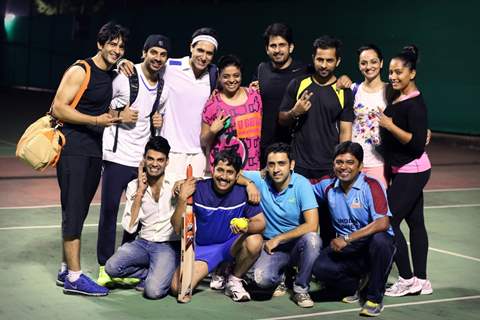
left=273, top=281, right=287, bottom=297
left=417, top=278, right=433, bottom=295
left=342, top=291, right=360, bottom=304
left=112, top=277, right=141, bottom=287
left=359, top=300, right=384, bottom=317
left=342, top=274, right=369, bottom=304
left=225, top=279, right=251, bottom=302
left=135, top=280, right=145, bottom=292
left=385, top=276, right=422, bottom=297
left=56, top=269, right=67, bottom=287
left=64, top=274, right=109, bottom=296
left=210, top=273, right=226, bottom=290
left=96, top=266, right=114, bottom=287
left=293, top=292, right=314, bottom=308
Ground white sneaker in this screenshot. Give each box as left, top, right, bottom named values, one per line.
left=417, top=278, right=433, bottom=295
left=225, top=278, right=251, bottom=302
left=273, top=281, right=287, bottom=297
left=210, top=273, right=226, bottom=290
left=385, top=276, right=422, bottom=297
left=293, top=292, right=314, bottom=308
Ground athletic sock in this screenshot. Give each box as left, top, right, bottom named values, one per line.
left=60, top=262, right=67, bottom=273
left=67, top=270, right=82, bottom=282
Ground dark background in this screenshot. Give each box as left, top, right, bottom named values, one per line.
left=1, top=0, right=478, bottom=134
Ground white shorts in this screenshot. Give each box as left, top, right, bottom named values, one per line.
left=165, top=151, right=207, bottom=180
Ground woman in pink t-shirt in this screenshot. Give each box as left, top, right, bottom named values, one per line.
left=201, top=55, right=262, bottom=172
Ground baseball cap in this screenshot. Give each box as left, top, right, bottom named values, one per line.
left=143, top=34, right=171, bottom=52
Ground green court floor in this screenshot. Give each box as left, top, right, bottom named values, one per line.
left=0, top=189, right=479, bottom=319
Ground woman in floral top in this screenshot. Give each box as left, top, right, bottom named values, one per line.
left=351, top=44, right=388, bottom=187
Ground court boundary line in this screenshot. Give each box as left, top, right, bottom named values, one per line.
left=425, top=187, right=480, bottom=192
left=256, top=295, right=480, bottom=320
left=425, top=203, right=480, bottom=209
left=0, top=222, right=121, bottom=231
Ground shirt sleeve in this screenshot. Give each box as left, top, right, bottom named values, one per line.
left=243, top=202, right=263, bottom=219
left=202, top=95, right=219, bottom=125
left=312, top=177, right=333, bottom=204
left=405, top=99, right=428, bottom=157
left=242, top=171, right=263, bottom=187
left=340, top=88, right=355, bottom=122
left=364, top=177, right=391, bottom=221
left=279, top=78, right=299, bottom=112
left=121, top=179, right=142, bottom=233
left=297, top=178, right=319, bottom=211
left=110, top=72, right=130, bottom=110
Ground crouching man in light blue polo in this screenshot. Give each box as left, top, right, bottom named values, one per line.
left=242, top=143, right=321, bottom=308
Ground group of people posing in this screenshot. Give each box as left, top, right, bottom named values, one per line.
left=49, top=20, right=432, bottom=317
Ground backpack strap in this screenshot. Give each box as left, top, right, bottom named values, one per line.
left=48, top=59, right=91, bottom=118
left=70, top=60, right=91, bottom=109
left=208, top=64, right=218, bottom=93
left=149, top=77, right=165, bottom=136
left=128, top=68, right=139, bottom=106
left=113, top=68, right=139, bottom=153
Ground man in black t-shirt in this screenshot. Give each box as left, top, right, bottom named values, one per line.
left=279, top=35, right=353, bottom=180
left=251, top=23, right=310, bottom=167
left=51, top=22, right=127, bottom=297
left=279, top=35, right=354, bottom=244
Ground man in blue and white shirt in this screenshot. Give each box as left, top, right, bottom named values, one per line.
left=312, top=141, right=395, bottom=317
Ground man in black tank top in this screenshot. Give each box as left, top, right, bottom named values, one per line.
left=51, top=22, right=128, bottom=296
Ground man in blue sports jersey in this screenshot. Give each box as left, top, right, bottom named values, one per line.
left=242, top=143, right=320, bottom=308
left=171, top=150, right=266, bottom=302
left=312, top=141, right=395, bottom=317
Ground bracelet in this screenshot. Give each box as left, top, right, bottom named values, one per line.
left=289, top=109, right=299, bottom=120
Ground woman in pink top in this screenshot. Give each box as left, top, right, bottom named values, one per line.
left=379, top=46, right=433, bottom=297
left=201, top=55, right=262, bottom=172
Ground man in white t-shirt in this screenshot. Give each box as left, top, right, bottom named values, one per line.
left=120, top=27, right=219, bottom=179
left=97, top=34, right=170, bottom=287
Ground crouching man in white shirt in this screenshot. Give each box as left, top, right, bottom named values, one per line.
left=105, top=136, right=180, bottom=299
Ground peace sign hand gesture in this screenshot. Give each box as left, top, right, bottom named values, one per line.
left=291, top=90, right=313, bottom=117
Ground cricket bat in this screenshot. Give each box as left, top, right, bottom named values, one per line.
left=178, top=164, right=195, bottom=303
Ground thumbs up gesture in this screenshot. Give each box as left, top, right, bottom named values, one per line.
left=121, top=104, right=139, bottom=124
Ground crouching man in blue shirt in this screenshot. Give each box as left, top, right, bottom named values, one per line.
left=243, top=143, right=321, bottom=308
left=312, top=141, right=395, bottom=317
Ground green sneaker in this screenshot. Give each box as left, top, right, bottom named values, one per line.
left=359, top=300, right=384, bottom=317
left=112, top=277, right=140, bottom=287
left=97, top=266, right=114, bottom=287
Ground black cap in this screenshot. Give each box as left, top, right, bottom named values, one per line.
left=143, top=34, right=171, bottom=52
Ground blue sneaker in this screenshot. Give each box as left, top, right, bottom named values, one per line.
left=64, top=274, right=109, bottom=296
left=56, top=270, right=67, bottom=287
left=359, top=300, right=384, bottom=317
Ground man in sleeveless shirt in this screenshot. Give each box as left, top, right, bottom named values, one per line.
left=51, top=22, right=128, bottom=296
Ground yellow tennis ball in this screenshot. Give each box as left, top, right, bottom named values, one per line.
left=231, top=217, right=248, bottom=229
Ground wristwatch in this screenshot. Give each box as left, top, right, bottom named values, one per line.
left=342, top=234, right=351, bottom=244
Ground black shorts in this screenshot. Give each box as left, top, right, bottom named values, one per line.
left=56, top=155, right=102, bottom=238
